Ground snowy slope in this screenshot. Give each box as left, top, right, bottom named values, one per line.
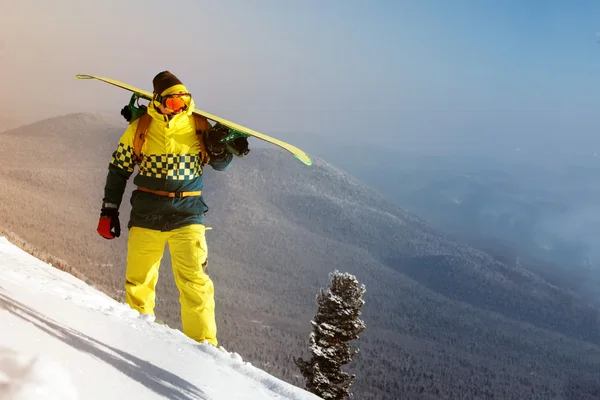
left=0, top=237, right=320, bottom=400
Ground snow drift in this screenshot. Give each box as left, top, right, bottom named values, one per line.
left=0, top=236, right=319, bottom=400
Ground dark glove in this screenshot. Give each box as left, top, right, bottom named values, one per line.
left=97, top=208, right=121, bottom=239
left=120, top=105, right=133, bottom=122
left=205, top=125, right=229, bottom=160
left=226, top=137, right=250, bottom=157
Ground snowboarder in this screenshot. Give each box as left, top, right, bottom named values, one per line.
left=96, top=71, right=248, bottom=346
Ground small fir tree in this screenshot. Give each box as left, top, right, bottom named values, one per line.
left=294, top=270, right=366, bottom=399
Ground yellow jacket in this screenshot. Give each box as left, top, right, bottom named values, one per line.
left=101, top=85, right=233, bottom=231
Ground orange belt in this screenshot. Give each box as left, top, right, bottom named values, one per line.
left=137, top=186, right=202, bottom=198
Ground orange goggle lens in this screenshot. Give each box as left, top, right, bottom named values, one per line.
left=162, top=93, right=191, bottom=112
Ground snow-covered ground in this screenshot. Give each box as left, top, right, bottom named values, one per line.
left=0, top=237, right=320, bottom=400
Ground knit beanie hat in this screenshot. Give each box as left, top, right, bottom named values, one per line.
left=152, top=71, right=184, bottom=96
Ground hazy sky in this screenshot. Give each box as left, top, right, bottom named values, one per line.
left=3, top=0, right=600, bottom=157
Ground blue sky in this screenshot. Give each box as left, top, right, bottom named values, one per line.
left=3, top=0, right=600, bottom=157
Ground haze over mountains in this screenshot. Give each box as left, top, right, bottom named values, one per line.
left=305, top=147, right=600, bottom=307
left=2, top=114, right=600, bottom=399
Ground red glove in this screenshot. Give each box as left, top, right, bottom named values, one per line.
left=97, top=208, right=121, bottom=239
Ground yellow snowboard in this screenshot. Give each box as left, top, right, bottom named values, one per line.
left=76, top=74, right=312, bottom=166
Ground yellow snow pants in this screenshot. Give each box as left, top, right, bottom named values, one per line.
left=124, top=224, right=217, bottom=346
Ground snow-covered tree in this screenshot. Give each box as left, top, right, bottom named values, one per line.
left=294, top=270, right=366, bottom=399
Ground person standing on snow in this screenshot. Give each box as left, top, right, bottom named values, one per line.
left=96, top=71, right=249, bottom=346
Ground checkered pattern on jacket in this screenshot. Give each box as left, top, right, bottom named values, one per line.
left=138, top=154, right=201, bottom=180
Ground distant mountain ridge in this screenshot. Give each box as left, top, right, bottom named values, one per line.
left=0, top=114, right=24, bottom=133
left=346, top=153, right=600, bottom=302
left=1, top=112, right=600, bottom=399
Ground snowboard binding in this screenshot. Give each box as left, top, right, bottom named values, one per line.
left=121, top=93, right=148, bottom=123
left=209, top=123, right=251, bottom=157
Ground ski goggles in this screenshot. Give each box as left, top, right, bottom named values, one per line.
left=154, top=93, right=192, bottom=113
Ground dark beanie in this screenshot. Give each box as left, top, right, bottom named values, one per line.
left=152, top=71, right=183, bottom=95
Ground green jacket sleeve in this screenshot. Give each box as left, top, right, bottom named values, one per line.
left=102, top=163, right=134, bottom=208
left=101, top=123, right=137, bottom=209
